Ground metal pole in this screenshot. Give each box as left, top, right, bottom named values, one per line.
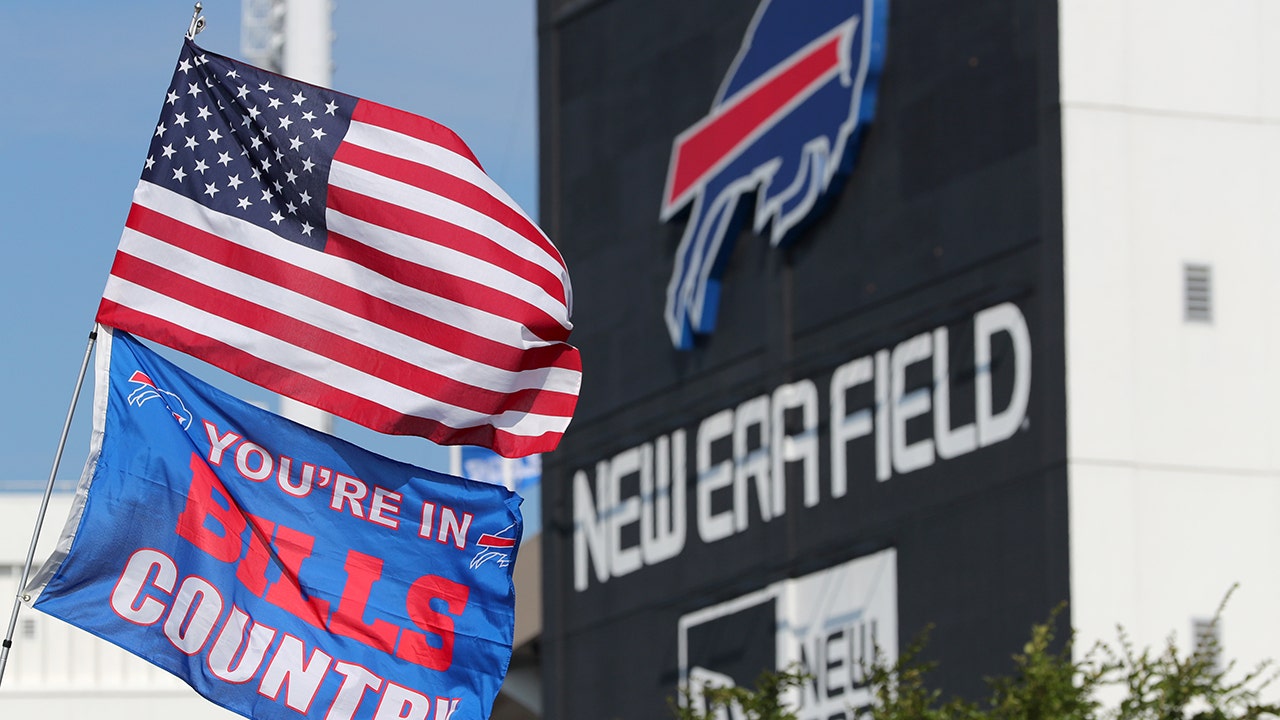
left=0, top=328, right=98, bottom=687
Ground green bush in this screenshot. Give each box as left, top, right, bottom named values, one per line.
left=669, top=664, right=811, bottom=720
left=672, top=588, right=1280, bottom=720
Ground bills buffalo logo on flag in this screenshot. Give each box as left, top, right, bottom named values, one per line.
left=97, top=39, right=580, bottom=457
left=27, top=327, right=521, bottom=720
left=659, top=0, right=888, bottom=349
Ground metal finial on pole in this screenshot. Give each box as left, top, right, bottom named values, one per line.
left=187, top=3, right=207, bottom=40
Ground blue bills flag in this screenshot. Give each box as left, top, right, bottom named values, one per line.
left=27, top=327, right=522, bottom=720
left=96, top=39, right=580, bottom=458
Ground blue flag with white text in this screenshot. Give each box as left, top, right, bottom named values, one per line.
left=28, top=327, right=521, bottom=720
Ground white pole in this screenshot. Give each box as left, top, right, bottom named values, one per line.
left=276, top=0, right=334, bottom=432
left=283, top=0, right=333, bottom=85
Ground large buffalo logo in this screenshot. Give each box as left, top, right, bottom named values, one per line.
left=660, top=0, right=888, bottom=349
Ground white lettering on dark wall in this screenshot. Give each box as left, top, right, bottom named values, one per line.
left=573, top=434, right=689, bottom=592
left=573, top=302, right=1033, bottom=591
left=796, top=618, right=878, bottom=711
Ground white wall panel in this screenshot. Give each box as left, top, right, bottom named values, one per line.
left=1061, top=0, right=1280, bottom=693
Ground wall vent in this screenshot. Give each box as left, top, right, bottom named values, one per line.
left=1192, top=617, right=1222, bottom=673
left=1184, top=263, right=1212, bottom=322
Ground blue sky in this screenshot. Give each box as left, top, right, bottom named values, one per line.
left=0, top=1, right=538, bottom=486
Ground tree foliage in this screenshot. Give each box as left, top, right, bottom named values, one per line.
left=672, top=589, right=1280, bottom=720
left=669, top=664, right=812, bottom=720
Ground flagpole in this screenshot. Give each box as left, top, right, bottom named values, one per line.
left=0, top=328, right=98, bottom=687
left=2, top=4, right=204, bottom=683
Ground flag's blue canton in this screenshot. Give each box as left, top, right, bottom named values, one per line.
left=140, top=40, right=358, bottom=251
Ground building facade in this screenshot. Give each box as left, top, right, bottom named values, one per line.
left=537, top=0, right=1280, bottom=718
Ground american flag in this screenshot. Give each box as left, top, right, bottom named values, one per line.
left=97, top=40, right=581, bottom=458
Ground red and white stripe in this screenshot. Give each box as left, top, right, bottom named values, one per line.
left=99, top=99, right=581, bottom=457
